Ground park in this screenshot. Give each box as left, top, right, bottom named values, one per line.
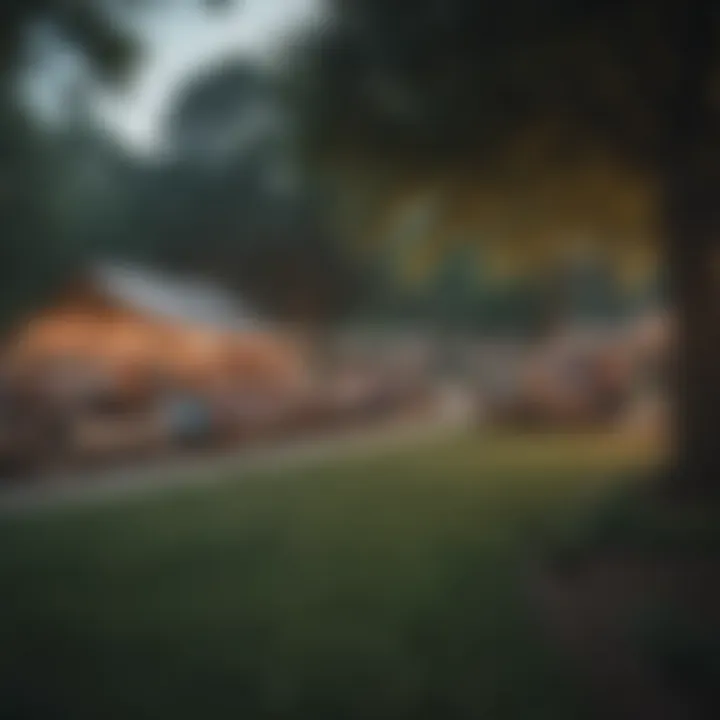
left=0, top=1, right=719, bottom=718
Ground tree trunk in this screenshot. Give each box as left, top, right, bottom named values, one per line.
left=663, top=0, right=720, bottom=493
left=666, top=172, right=720, bottom=492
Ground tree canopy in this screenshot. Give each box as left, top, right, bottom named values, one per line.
left=294, top=2, right=719, bottom=265
left=300, top=1, right=707, bottom=166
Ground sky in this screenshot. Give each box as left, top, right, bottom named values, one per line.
left=25, top=0, right=324, bottom=154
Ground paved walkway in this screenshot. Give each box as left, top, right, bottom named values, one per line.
left=0, top=388, right=475, bottom=515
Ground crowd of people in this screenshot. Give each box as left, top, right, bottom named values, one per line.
left=482, top=313, right=671, bottom=432
left=0, top=353, right=436, bottom=481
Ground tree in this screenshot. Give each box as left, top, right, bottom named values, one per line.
left=149, top=59, right=362, bottom=324
left=0, top=1, right=236, bottom=327
left=0, top=1, right=137, bottom=327
left=296, top=0, right=720, bottom=493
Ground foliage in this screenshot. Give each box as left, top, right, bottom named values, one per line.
left=292, top=1, right=718, bottom=263
left=298, top=1, right=703, bottom=168
left=0, top=2, right=276, bottom=328
left=0, top=0, right=135, bottom=328
left=0, top=42, right=361, bottom=326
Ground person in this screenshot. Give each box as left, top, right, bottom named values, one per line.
left=158, top=380, right=214, bottom=449
left=587, top=343, right=634, bottom=422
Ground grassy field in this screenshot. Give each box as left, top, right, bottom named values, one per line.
left=0, top=431, right=658, bottom=720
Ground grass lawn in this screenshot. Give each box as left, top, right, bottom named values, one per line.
left=0, top=431, right=658, bottom=720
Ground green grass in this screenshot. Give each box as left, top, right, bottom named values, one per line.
left=0, top=432, right=656, bottom=720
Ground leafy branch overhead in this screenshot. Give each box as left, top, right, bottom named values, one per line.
left=294, top=1, right=720, bottom=264
left=0, top=0, right=239, bottom=83
left=302, top=2, right=709, bottom=168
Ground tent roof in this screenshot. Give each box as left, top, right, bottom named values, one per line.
left=91, top=261, right=261, bottom=333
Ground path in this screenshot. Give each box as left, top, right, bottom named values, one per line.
left=0, top=385, right=475, bottom=515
